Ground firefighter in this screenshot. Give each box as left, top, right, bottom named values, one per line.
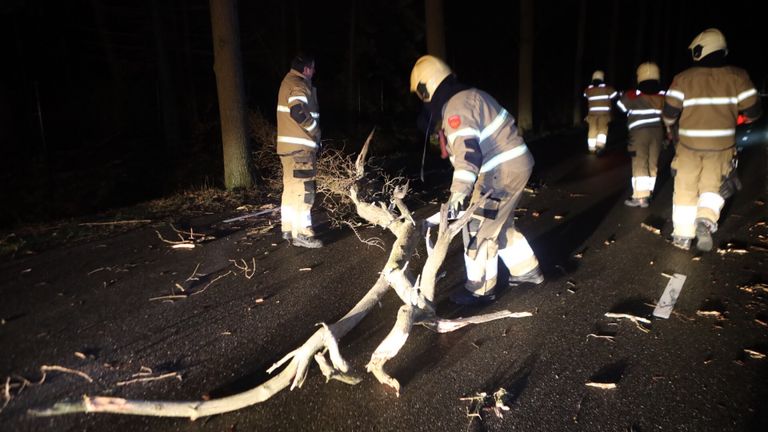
left=410, top=55, right=544, bottom=306
left=276, top=54, right=323, bottom=248
left=617, top=62, right=666, bottom=207
left=583, top=70, right=618, bottom=153
left=662, top=28, right=762, bottom=251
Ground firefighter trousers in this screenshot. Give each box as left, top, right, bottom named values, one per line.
left=279, top=149, right=317, bottom=237
left=628, top=126, right=663, bottom=199
left=671, top=145, right=734, bottom=238
left=586, top=114, right=610, bottom=151
left=462, top=159, right=539, bottom=296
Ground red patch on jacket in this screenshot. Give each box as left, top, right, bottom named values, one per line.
left=447, top=115, right=461, bottom=129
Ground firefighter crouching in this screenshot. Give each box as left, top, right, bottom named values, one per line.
left=617, top=62, right=666, bottom=208
left=410, top=55, right=544, bottom=306
left=583, top=70, right=617, bottom=153
left=662, top=28, right=762, bottom=251
left=276, top=54, right=323, bottom=248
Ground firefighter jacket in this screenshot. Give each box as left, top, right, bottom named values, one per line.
left=442, top=89, right=533, bottom=197
left=662, top=66, right=761, bottom=151
left=584, top=84, right=617, bottom=117
left=276, top=70, right=321, bottom=154
left=617, top=89, right=665, bottom=130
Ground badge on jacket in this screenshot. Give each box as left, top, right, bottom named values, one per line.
left=448, top=115, right=461, bottom=129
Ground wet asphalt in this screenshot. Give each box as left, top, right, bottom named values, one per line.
left=1, top=129, right=767, bottom=432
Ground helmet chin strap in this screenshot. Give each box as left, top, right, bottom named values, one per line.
left=420, top=111, right=432, bottom=182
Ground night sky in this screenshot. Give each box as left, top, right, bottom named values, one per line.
left=1, top=0, right=766, bottom=224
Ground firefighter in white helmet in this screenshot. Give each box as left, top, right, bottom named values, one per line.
left=276, top=53, right=323, bottom=248
left=662, top=28, right=762, bottom=251
left=410, top=55, right=543, bottom=305
left=616, top=62, right=666, bottom=207
left=583, top=70, right=618, bottom=153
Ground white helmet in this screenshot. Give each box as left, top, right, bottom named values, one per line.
left=636, top=62, right=660, bottom=82
left=689, top=28, right=727, bottom=61
left=410, top=55, right=452, bottom=102
left=591, top=70, right=605, bottom=82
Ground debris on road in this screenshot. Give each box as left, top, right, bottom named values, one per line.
left=716, top=244, right=749, bottom=255
left=222, top=208, right=278, bottom=224
left=744, top=349, right=766, bottom=360
left=653, top=273, right=686, bottom=319
left=739, top=283, right=768, bottom=294
left=586, top=333, right=615, bottom=342
left=640, top=223, right=661, bottom=235
left=585, top=382, right=616, bottom=389
left=460, top=387, right=511, bottom=424
left=116, top=367, right=182, bottom=386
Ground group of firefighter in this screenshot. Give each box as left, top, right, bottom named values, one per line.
left=274, top=28, right=762, bottom=306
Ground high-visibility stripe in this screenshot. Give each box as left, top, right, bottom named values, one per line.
left=609, top=91, right=617, bottom=99
left=277, top=105, right=290, bottom=112
left=683, top=97, right=737, bottom=107
left=597, top=133, right=607, bottom=144
left=306, top=120, right=318, bottom=132
left=453, top=169, right=477, bottom=183
left=672, top=204, right=697, bottom=238
left=479, top=109, right=508, bottom=142
left=698, top=192, right=724, bottom=213
left=666, top=89, right=685, bottom=101
left=277, top=135, right=317, bottom=148
left=479, top=146, right=529, bottom=173
left=589, top=95, right=612, bottom=100
left=679, top=128, right=734, bottom=137
left=628, top=117, right=661, bottom=129
left=446, top=127, right=481, bottom=145
left=310, top=112, right=320, bottom=119
left=738, top=88, right=757, bottom=102
left=628, top=108, right=662, bottom=115
left=589, top=106, right=611, bottom=111
left=617, top=100, right=628, bottom=112
left=288, top=95, right=308, bottom=103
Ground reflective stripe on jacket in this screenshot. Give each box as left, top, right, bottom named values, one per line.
left=617, top=89, right=665, bottom=130
left=584, top=84, right=617, bottom=116
left=442, top=89, right=532, bottom=196
left=662, top=66, right=760, bottom=150
left=276, top=70, right=321, bottom=154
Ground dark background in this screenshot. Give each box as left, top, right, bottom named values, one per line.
left=1, top=0, right=766, bottom=226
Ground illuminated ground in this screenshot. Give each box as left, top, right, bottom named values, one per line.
left=1, top=131, right=767, bottom=432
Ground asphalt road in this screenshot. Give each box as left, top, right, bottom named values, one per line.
left=1, top=131, right=767, bottom=432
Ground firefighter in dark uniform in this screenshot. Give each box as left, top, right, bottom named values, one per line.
left=583, top=70, right=617, bottom=153
left=410, top=55, right=544, bottom=306
left=662, top=29, right=762, bottom=251
left=617, top=62, right=666, bottom=207
left=276, top=54, right=323, bottom=248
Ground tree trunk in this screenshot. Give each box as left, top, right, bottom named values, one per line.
left=572, top=0, right=587, bottom=126
left=516, top=0, right=534, bottom=133
left=209, top=0, right=254, bottom=190
left=424, top=0, right=446, bottom=59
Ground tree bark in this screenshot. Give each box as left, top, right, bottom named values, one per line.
left=572, top=0, right=587, bottom=126
left=209, top=0, right=254, bottom=190
left=517, top=0, right=534, bottom=133
left=424, top=0, right=446, bottom=59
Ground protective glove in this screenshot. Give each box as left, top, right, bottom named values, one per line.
left=447, top=192, right=467, bottom=216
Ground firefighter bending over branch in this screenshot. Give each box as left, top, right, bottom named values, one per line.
left=583, top=70, right=617, bottom=153
left=617, top=62, right=666, bottom=208
left=276, top=53, right=323, bottom=249
left=410, top=55, right=544, bottom=306
left=662, top=28, right=762, bottom=251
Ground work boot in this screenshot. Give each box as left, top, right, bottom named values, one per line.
left=695, top=218, right=715, bottom=252
left=624, top=197, right=649, bottom=208
left=292, top=234, right=323, bottom=249
left=509, top=266, right=545, bottom=286
left=449, top=287, right=496, bottom=306
left=671, top=235, right=692, bottom=250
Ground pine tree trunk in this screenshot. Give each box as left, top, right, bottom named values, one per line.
left=572, top=0, right=586, bottom=126
left=517, top=0, right=534, bottom=133
left=424, top=0, right=446, bottom=59
left=209, top=0, right=254, bottom=190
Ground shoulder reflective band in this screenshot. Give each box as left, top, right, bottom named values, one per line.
left=738, top=88, right=757, bottom=102
left=453, top=169, right=477, bottom=183
left=277, top=136, right=318, bottom=148
left=617, top=100, right=628, bottom=112
left=479, top=145, right=529, bottom=173
left=479, top=109, right=508, bottom=142
left=277, top=105, right=290, bottom=112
